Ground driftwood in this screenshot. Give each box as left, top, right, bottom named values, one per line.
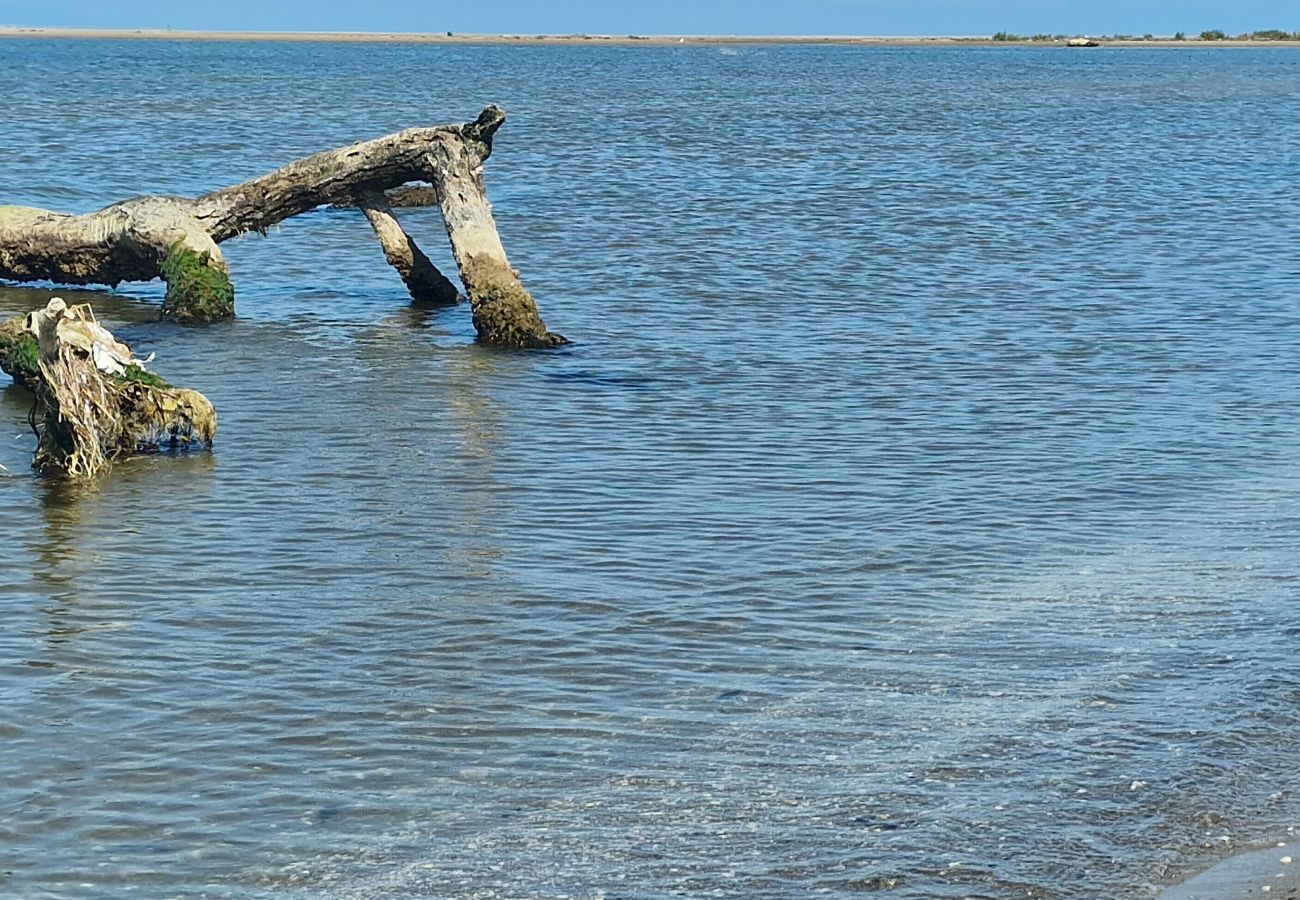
left=15, top=298, right=215, bottom=478
left=0, top=106, right=565, bottom=348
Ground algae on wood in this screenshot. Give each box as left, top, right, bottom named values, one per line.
left=0, top=316, right=40, bottom=389
left=160, top=242, right=235, bottom=323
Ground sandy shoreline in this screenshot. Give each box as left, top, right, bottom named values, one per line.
left=1, top=27, right=1299, bottom=47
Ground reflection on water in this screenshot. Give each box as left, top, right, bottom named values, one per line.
left=33, top=479, right=98, bottom=597
left=1, top=39, right=1300, bottom=900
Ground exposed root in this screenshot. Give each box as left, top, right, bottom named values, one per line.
left=24, top=299, right=216, bottom=479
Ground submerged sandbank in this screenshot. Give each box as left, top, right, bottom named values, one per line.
left=1, top=27, right=1299, bottom=47
left=1161, top=839, right=1300, bottom=899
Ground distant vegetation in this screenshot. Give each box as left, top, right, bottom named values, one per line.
left=1197, top=28, right=1300, bottom=40
left=991, top=32, right=1072, bottom=42
left=990, top=28, right=1299, bottom=42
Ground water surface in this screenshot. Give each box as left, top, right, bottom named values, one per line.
left=2, top=40, right=1300, bottom=898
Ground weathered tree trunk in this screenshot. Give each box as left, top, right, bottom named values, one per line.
left=0, top=106, right=563, bottom=347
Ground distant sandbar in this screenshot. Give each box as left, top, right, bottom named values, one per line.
left=2, top=27, right=1299, bottom=47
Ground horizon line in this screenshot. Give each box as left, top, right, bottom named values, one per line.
left=2, top=26, right=1299, bottom=45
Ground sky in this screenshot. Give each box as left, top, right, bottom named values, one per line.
left=2, top=0, right=1295, bottom=37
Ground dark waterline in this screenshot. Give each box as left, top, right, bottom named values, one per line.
left=2, top=40, right=1300, bottom=898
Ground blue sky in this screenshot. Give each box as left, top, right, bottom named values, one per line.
left=3, top=1, right=1295, bottom=36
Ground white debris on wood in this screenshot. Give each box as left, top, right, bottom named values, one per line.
left=24, top=298, right=153, bottom=377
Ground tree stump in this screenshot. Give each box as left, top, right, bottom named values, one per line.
left=20, top=298, right=216, bottom=479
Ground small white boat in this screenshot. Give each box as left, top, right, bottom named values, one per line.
left=1066, top=37, right=1101, bottom=47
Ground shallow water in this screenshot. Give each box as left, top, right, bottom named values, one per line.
left=2, top=39, right=1300, bottom=898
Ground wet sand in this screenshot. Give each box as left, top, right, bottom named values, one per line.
left=1161, top=839, right=1300, bottom=899
left=1, top=27, right=1299, bottom=47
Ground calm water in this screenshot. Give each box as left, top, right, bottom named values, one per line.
left=2, top=39, right=1300, bottom=899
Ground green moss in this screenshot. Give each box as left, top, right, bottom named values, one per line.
left=114, top=364, right=170, bottom=389
left=0, top=317, right=41, bottom=389
left=160, top=242, right=235, bottom=323
left=9, top=335, right=40, bottom=374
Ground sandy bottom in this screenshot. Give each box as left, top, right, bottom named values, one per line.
left=1162, top=839, right=1300, bottom=899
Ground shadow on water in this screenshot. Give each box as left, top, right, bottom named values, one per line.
left=31, top=478, right=103, bottom=645
left=375, top=300, right=470, bottom=340
left=0, top=381, right=37, bottom=474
